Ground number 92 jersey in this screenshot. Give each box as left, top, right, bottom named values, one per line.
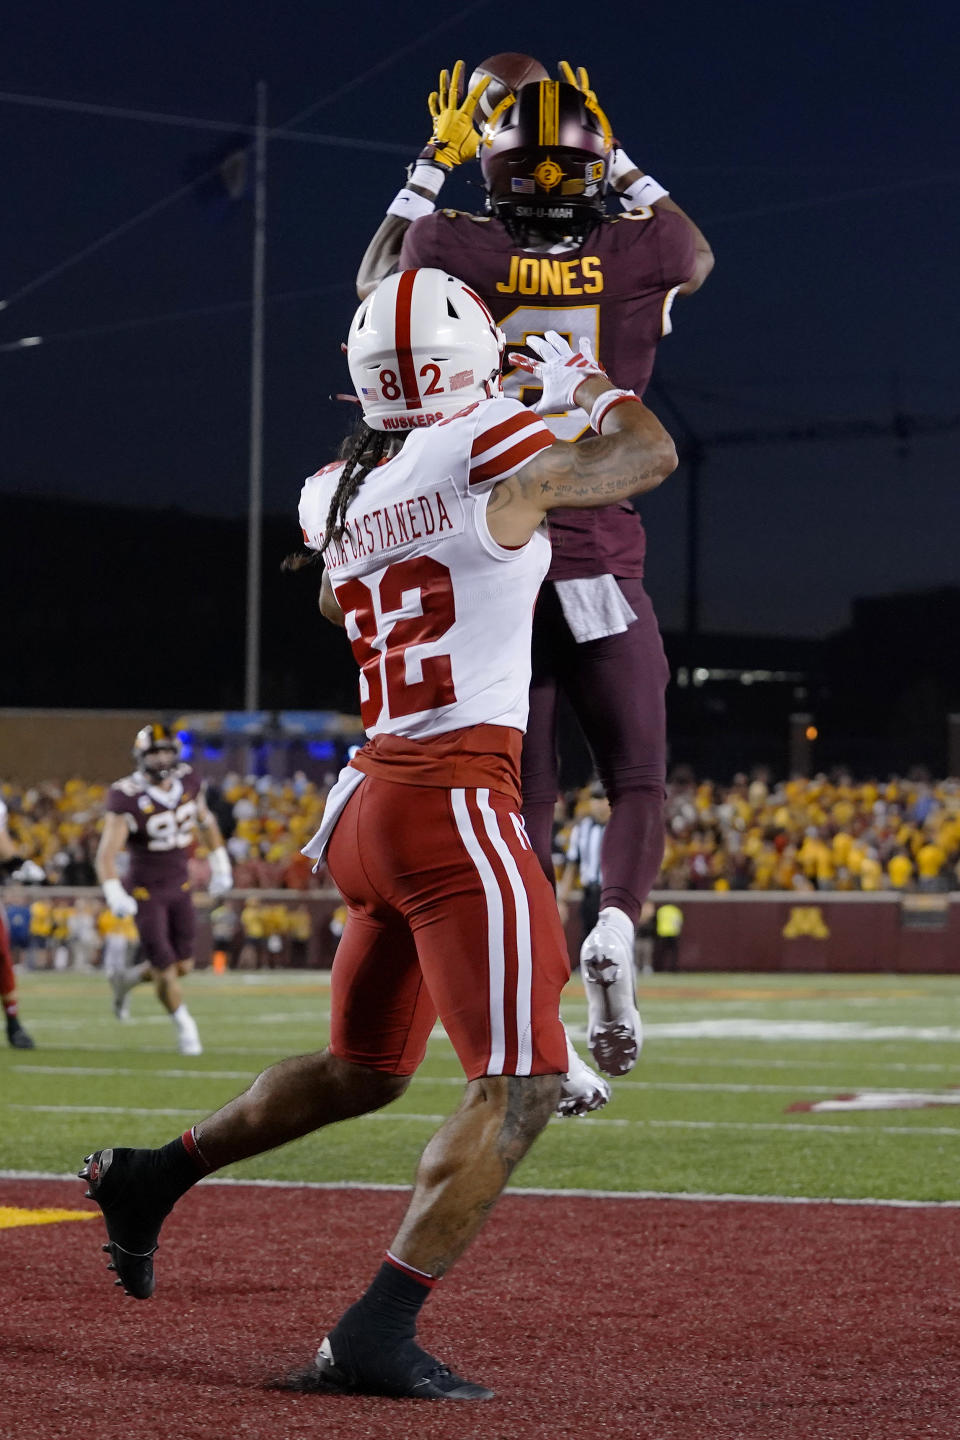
left=299, top=396, right=554, bottom=741
left=399, top=207, right=696, bottom=583
left=105, top=767, right=202, bottom=891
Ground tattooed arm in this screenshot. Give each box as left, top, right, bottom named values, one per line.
left=486, top=374, right=677, bottom=549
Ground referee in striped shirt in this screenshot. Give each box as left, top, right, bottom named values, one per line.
left=557, top=782, right=611, bottom=946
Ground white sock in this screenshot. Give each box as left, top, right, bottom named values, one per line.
left=598, top=906, right=635, bottom=946
left=171, top=1003, right=195, bottom=1031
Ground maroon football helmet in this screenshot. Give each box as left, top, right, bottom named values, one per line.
left=132, top=723, right=182, bottom=779
left=480, top=80, right=611, bottom=243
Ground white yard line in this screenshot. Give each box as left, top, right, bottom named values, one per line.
left=9, top=1102, right=960, bottom=1138
left=17, top=1065, right=960, bottom=1099
left=30, top=1011, right=331, bottom=1030
left=2, top=1168, right=957, bottom=1209
left=15, top=1065, right=256, bottom=1080
left=639, top=1020, right=960, bottom=1041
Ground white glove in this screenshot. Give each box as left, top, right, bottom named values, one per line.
left=10, top=859, right=46, bottom=884
left=103, top=877, right=138, bottom=918
left=555, top=1026, right=611, bottom=1118
left=208, top=846, right=233, bottom=897
left=507, top=330, right=607, bottom=414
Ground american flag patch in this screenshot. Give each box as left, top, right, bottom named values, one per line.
left=511, top=177, right=535, bottom=194
left=450, top=369, right=474, bottom=390
left=361, top=386, right=376, bottom=397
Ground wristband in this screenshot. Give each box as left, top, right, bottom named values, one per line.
left=406, top=160, right=446, bottom=196
left=387, top=188, right=436, bottom=222
left=619, top=174, right=669, bottom=210
left=589, top=388, right=642, bottom=434
left=607, top=146, right=639, bottom=189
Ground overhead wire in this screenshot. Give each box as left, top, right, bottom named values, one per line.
left=0, top=281, right=353, bottom=352
left=703, top=168, right=960, bottom=224
left=0, top=0, right=495, bottom=316
left=0, top=87, right=416, bottom=151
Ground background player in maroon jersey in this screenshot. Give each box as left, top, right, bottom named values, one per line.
left=96, top=724, right=232, bottom=1054
left=357, top=60, right=713, bottom=1078
left=0, top=797, right=36, bottom=1048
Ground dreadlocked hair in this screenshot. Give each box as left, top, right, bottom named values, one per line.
left=282, top=418, right=399, bottom=572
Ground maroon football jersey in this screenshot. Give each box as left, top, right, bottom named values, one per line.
left=399, top=207, right=695, bottom=580
left=105, top=767, right=203, bottom=890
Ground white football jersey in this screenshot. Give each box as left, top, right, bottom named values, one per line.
left=299, top=396, right=554, bottom=740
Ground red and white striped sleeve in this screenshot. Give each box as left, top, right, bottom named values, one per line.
left=468, top=400, right=555, bottom=490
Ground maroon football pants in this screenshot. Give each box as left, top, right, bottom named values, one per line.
left=133, top=886, right=195, bottom=970
left=521, top=577, right=668, bottom=928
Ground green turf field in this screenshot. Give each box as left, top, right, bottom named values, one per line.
left=3, top=970, right=959, bottom=1202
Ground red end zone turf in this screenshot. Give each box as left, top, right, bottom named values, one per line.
left=2, top=1177, right=958, bottom=1440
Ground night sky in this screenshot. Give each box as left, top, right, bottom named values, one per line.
left=2, top=0, right=958, bottom=637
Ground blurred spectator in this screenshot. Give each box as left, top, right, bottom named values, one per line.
left=61, top=841, right=97, bottom=888
left=240, top=896, right=267, bottom=969
left=261, top=904, right=288, bottom=969
left=51, top=899, right=72, bottom=970
left=5, top=894, right=32, bottom=966
left=556, top=783, right=610, bottom=943
left=67, top=899, right=98, bottom=971
left=99, top=906, right=139, bottom=987
left=634, top=900, right=656, bottom=977
left=916, top=837, right=947, bottom=892
left=654, top=902, right=684, bottom=972
left=887, top=848, right=914, bottom=891
left=287, top=904, right=311, bottom=968
left=211, top=902, right=242, bottom=970
left=2, top=769, right=959, bottom=899
left=29, top=896, right=53, bottom=969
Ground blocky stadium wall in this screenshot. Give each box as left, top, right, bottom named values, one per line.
left=12, top=887, right=960, bottom=974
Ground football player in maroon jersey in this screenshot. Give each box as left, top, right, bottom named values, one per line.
left=0, top=798, right=36, bottom=1048
left=96, top=724, right=233, bottom=1054
left=357, top=60, right=713, bottom=1078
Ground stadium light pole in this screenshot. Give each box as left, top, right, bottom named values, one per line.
left=244, top=80, right=267, bottom=712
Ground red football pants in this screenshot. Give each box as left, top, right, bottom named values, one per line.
left=325, top=777, right=569, bottom=1081
left=0, top=909, right=16, bottom=1001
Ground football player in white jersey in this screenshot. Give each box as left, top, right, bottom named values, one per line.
left=81, top=268, right=676, bottom=1401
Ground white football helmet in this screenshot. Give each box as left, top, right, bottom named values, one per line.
left=347, top=268, right=505, bottom=432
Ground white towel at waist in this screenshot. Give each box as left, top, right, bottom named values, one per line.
left=302, top=763, right=365, bottom=867
left=552, top=575, right=638, bottom=643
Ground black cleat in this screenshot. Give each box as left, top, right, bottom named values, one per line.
left=276, top=1335, right=494, bottom=1401
left=78, top=1148, right=167, bottom=1299
left=6, top=1017, right=35, bottom=1049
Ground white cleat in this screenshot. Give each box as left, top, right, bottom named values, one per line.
left=580, top=919, right=643, bottom=1076
left=556, top=1027, right=611, bottom=1117
left=176, top=1024, right=203, bottom=1057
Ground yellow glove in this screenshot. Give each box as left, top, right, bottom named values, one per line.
left=423, top=60, right=490, bottom=169
left=558, top=60, right=614, bottom=149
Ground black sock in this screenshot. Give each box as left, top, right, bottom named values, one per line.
left=151, top=1133, right=209, bottom=1207
left=332, top=1260, right=434, bottom=1348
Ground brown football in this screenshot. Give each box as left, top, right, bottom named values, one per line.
left=469, top=52, right=550, bottom=122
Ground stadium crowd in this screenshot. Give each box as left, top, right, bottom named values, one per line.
left=2, top=768, right=960, bottom=900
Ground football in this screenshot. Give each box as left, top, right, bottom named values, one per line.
left=468, top=52, right=550, bottom=122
